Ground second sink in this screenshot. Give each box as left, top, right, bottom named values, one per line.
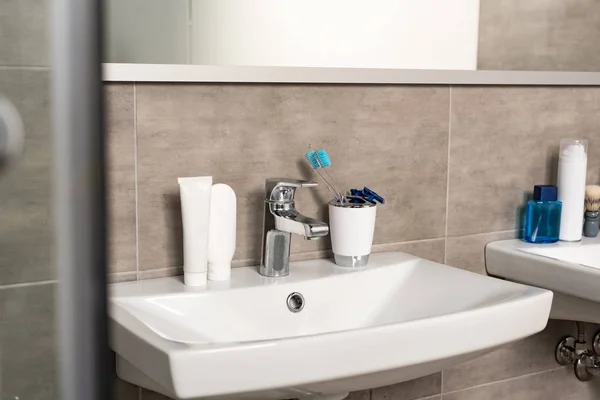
left=486, top=237, right=600, bottom=324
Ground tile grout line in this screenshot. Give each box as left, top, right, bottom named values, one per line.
left=108, top=271, right=137, bottom=278
left=133, top=82, right=140, bottom=281
left=441, top=366, right=567, bottom=396
left=444, top=85, right=452, bottom=264
left=374, top=236, right=446, bottom=245
left=139, top=266, right=182, bottom=274
left=412, top=394, right=443, bottom=400
left=446, top=229, right=517, bottom=240
left=0, top=279, right=58, bottom=290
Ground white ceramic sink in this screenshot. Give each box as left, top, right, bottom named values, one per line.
left=486, top=237, right=600, bottom=324
left=110, top=252, right=552, bottom=400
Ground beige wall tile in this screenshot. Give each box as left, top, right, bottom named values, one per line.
left=445, top=231, right=518, bottom=275
left=114, top=378, right=140, bottom=400
left=448, top=86, right=600, bottom=236
left=107, top=271, right=138, bottom=283
left=105, top=83, right=137, bottom=274
left=345, top=390, right=371, bottom=400
left=443, top=319, right=575, bottom=392
left=142, top=389, right=172, bottom=400
left=0, top=69, right=53, bottom=284
left=443, top=367, right=600, bottom=400
left=0, top=283, right=57, bottom=399
left=372, top=238, right=445, bottom=264
left=478, top=1, right=600, bottom=72
left=139, top=267, right=183, bottom=280
left=0, top=0, right=48, bottom=66
left=289, top=250, right=333, bottom=263
left=136, top=84, right=449, bottom=270
left=372, top=373, right=441, bottom=400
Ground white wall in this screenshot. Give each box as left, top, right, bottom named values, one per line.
left=191, top=0, right=480, bottom=70
left=105, top=0, right=189, bottom=64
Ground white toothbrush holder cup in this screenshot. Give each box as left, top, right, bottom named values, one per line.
left=329, top=198, right=377, bottom=268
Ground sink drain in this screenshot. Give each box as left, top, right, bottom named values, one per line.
left=287, top=292, right=305, bottom=313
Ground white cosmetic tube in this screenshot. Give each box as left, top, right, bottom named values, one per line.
left=207, top=184, right=237, bottom=281
left=178, top=176, right=212, bottom=286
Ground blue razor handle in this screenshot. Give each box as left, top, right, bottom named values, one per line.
left=349, top=187, right=384, bottom=205
left=363, top=187, right=384, bottom=204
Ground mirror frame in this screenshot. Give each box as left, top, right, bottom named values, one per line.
left=103, top=63, right=600, bottom=85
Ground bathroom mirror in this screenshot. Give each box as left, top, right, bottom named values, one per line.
left=103, top=0, right=600, bottom=84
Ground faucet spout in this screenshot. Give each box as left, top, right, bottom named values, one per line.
left=272, top=209, right=329, bottom=238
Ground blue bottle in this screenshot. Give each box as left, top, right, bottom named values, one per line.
left=525, top=185, right=562, bottom=243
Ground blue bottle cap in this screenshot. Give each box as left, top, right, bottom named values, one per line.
left=533, top=185, right=557, bottom=202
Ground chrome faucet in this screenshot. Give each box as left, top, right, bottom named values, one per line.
left=260, top=178, right=329, bottom=277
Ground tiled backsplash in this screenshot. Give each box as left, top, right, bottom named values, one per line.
left=103, top=83, right=600, bottom=400
left=448, top=87, right=600, bottom=235
left=134, top=85, right=449, bottom=273
left=106, top=84, right=600, bottom=280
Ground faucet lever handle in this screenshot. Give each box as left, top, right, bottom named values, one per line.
left=265, top=178, right=317, bottom=202
left=301, top=181, right=318, bottom=188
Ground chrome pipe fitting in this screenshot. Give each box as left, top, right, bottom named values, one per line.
left=555, top=322, right=600, bottom=381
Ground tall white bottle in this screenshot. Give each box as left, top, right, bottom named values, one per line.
left=557, top=139, right=588, bottom=241
left=207, top=184, right=236, bottom=281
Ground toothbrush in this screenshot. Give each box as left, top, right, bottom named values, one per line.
left=315, top=149, right=346, bottom=203
left=304, top=151, right=343, bottom=202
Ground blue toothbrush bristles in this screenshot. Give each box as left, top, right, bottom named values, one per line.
left=315, top=150, right=332, bottom=167
left=304, top=151, right=320, bottom=169
left=305, top=150, right=339, bottom=200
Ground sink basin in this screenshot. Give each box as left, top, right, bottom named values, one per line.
left=110, top=252, right=552, bottom=400
left=522, top=241, right=600, bottom=269
left=486, top=237, right=600, bottom=324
